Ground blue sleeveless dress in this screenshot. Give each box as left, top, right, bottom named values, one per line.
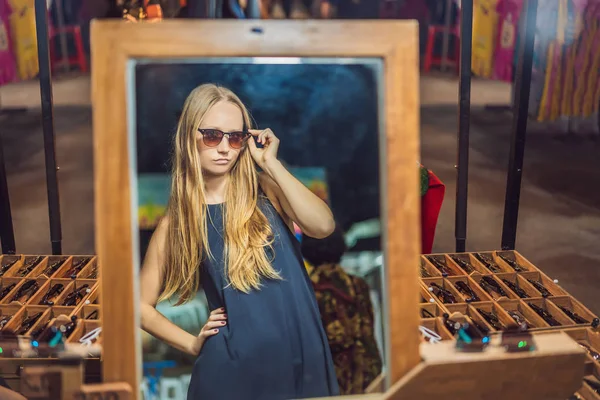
left=187, top=196, right=340, bottom=400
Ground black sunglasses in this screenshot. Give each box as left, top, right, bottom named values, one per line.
left=198, top=129, right=250, bottom=149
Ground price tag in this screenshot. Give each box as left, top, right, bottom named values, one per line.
left=74, top=383, right=132, bottom=400
left=20, top=367, right=62, bottom=399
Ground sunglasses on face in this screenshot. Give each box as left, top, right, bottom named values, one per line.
left=198, top=129, right=250, bottom=149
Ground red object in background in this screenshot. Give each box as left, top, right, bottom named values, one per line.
left=48, top=12, right=88, bottom=73
left=421, top=169, right=445, bottom=254
left=423, top=23, right=461, bottom=73
left=0, top=0, right=17, bottom=86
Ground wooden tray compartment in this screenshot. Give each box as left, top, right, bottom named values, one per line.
left=67, top=320, right=101, bottom=344
left=83, top=284, right=100, bottom=305
left=495, top=250, right=534, bottom=272
left=519, top=271, right=568, bottom=297
left=470, top=251, right=513, bottom=273
left=1, top=277, right=47, bottom=306
left=445, top=304, right=495, bottom=333
left=37, top=256, right=72, bottom=278
left=422, top=278, right=464, bottom=304
left=445, top=276, right=493, bottom=303
left=581, top=377, right=600, bottom=400
left=420, top=257, right=442, bottom=278
left=76, top=305, right=101, bottom=321
left=78, top=259, right=99, bottom=279
left=4, top=256, right=48, bottom=279
left=55, top=256, right=95, bottom=279
left=29, top=279, right=72, bottom=306
left=419, top=317, right=454, bottom=341
left=548, top=296, right=598, bottom=326
left=423, top=254, right=466, bottom=277
left=524, top=298, right=575, bottom=327
left=3, top=306, right=50, bottom=336
left=55, top=280, right=96, bottom=307
left=494, top=272, right=545, bottom=299
left=28, top=307, right=78, bottom=340
left=468, top=301, right=517, bottom=331
left=420, top=283, right=437, bottom=304
left=471, top=274, right=518, bottom=301
left=0, top=305, right=26, bottom=332
left=0, top=278, right=22, bottom=303
left=497, top=299, right=550, bottom=330
left=420, top=302, right=446, bottom=319
left=565, top=328, right=600, bottom=364
left=446, top=253, right=490, bottom=275
left=0, top=255, right=23, bottom=278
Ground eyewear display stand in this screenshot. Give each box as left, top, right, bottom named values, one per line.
left=386, top=332, right=584, bottom=399
left=0, top=255, right=101, bottom=392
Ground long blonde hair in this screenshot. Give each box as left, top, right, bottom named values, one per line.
left=159, top=84, right=281, bottom=305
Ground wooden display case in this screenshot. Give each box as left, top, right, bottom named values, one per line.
left=0, top=255, right=102, bottom=392
left=418, top=250, right=600, bottom=399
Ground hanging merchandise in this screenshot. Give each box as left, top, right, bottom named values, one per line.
left=472, top=0, right=500, bottom=78
left=581, top=2, right=600, bottom=117
left=492, top=0, right=523, bottom=82
left=0, top=0, right=17, bottom=85
left=560, top=0, right=587, bottom=117
left=543, top=0, right=568, bottom=122
left=567, top=1, right=599, bottom=119
left=8, top=0, right=39, bottom=80
left=534, top=0, right=562, bottom=121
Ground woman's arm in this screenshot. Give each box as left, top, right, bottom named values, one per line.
left=260, top=162, right=335, bottom=239
left=249, top=128, right=335, bottom=238
left=139, top=217, right=197, bottom=355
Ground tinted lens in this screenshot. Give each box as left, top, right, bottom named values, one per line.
left=228, top=132, right=247, bottom=149
left=202, top=129, right=224, bottom=147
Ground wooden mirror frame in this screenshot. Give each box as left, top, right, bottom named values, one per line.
left=92, top=20, right=421, bottom=398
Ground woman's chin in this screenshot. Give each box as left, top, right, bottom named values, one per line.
left=204, top=165, right=233, bottom=177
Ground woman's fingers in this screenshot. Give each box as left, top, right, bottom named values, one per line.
left=208, top=313, right=227, bottom=322
left=248, top=129, right=261, bottom=137
left=248, top=129, right=276, bottom=145
left=210, top=307, right=226, bottom=315
left=199, top=328, right=219, bottom=338
left=204, top=320, right=226, bottom=329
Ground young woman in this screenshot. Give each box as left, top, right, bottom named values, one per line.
left=140, top=84, right=340, bottom=399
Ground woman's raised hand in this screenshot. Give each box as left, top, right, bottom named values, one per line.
left=248, top=128, right=280, bottom=170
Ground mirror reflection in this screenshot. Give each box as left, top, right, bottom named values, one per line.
left=133, top=59, right=386, bottom=398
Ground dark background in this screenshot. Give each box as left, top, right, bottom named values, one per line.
left=135, top=60, right=383, bottom=255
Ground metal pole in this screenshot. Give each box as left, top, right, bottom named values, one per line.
left=34, top=0, right=63, bottom=255
left=0, top=134, right=16, bottom=254
left=454, top=0, right=472, bottom=253
left=501, top=0, right=537, bottom=250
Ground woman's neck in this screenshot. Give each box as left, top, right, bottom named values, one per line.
left=204, top=174, right=229, bottom=204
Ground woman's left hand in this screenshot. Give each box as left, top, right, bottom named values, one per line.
left=248, top=129, right=279, bottom=170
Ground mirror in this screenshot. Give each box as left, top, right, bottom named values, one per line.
left=92, top=20, right=421, bottom=400
left=133, top=58, right=387, bottom=398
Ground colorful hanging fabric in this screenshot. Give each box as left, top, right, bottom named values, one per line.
left=546, top=0, right=568, bottom=121
left=493, top=0, right=523, bottom=82
left=571, top=2, right=599, bottom=117
left=560, top=0, right=587, bottom=117
left=0, top=0, right=17, bottom=86
left=472, top=0, right=500, bottom=78
left=582, top=3, right=600, bottom=116
left=8, top=0, right=39, bottom=80
left=537, top=0, right=564, bottom=121
left=528, top=0, right=557, bottom=119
